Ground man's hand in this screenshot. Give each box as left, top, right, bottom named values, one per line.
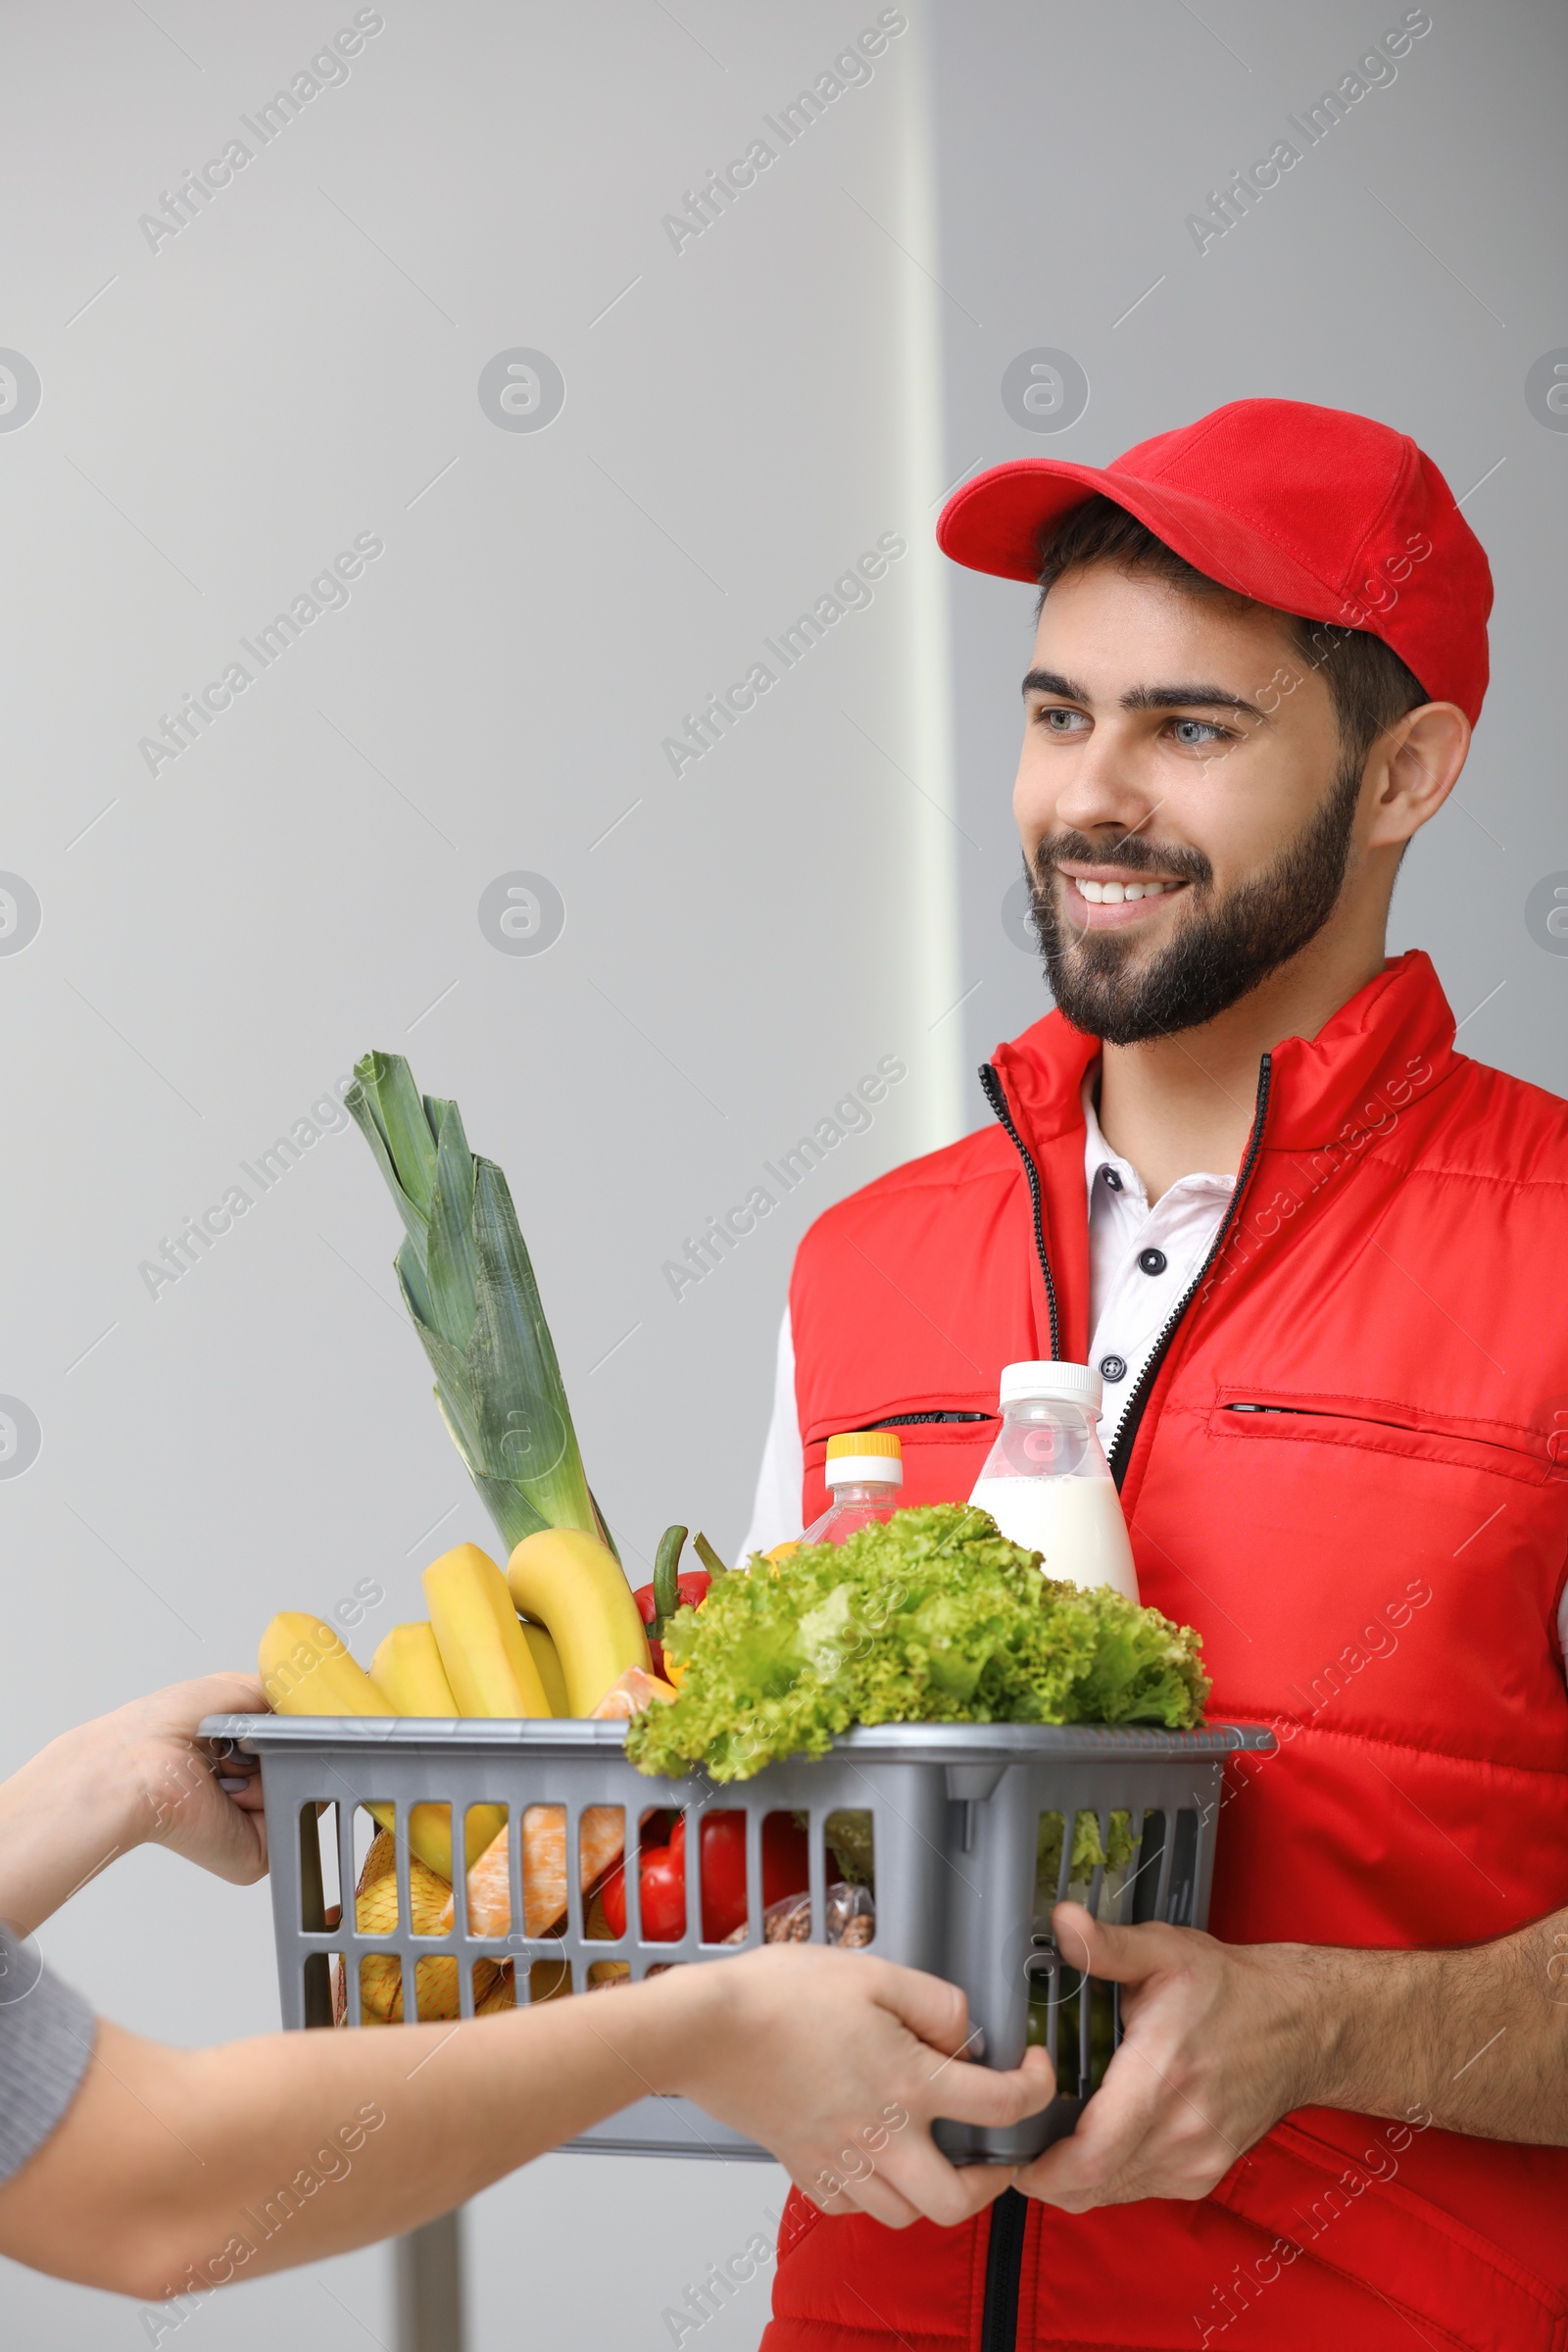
left=0, top=1674, right=271, bottom=1934
left=661, top=1944, right=1057, bottom=2230
left=1013, top=1903, right=1319, bottom=2211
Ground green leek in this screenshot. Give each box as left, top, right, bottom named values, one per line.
left=346, top=1050, right=613, bottom=1558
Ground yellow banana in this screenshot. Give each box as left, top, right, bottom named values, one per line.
left=257, top=1611, right=471, bottom=1883
left=260, top=1612, right=395, bottom=1720
left=370, top=1620, right=459, bottom=1714
left=506, top=1528, right=651, bottom=1715
left=368, top=1619, right=508, bottom=1872
left=423, top=1543, right=551, bottom=1717
left=519, top=1620, right=569, bottom=1715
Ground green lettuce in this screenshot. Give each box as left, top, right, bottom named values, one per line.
left=626, top=1503, right=1208, bottom=1783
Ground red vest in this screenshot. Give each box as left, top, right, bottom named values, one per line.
left=763, top=953, right=1568, bottom=2352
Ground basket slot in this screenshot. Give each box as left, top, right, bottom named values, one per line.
left=582, top=1805, right=625, bottom=1945
left=1085, top=1807, right=1110, bottom=1920
left=629, top=1806, right=681, bottom=1949
left=317, top=1802, right=343, bottom=1917
left=413, top=1806, right=452, bottom=1936
left=353, top=1953, right=403, bottom=2026
left=1152, top=1811, right=1175, bottom=1923
left=302, top=1948, right=334, bottom=2029
left=528, top=1956, right=572, bottom=2004
left=1167, top=1810, right=1200, bottom=1926
left=298, top=1803, right=329, bottom=1935
left=821, top=1810, right=872, bottom=1937
left=1119, top=1807, right=1149, bottom=1926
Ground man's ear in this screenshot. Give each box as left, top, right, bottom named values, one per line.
left=1365, top=703, right=1471, bottom=850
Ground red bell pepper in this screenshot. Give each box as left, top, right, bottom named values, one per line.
left=633, top=1523, right=710, bottom=1680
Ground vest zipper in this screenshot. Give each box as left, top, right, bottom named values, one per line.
left=971, top=1051, right=1272, bottom=2350
left=978, top=1063, right=1060, bottom=1360
left=864, top=1411, right=992, bottom=1428
left=1104, top=1053, right=1272, bottom=1487
left=978, top=2186, right=1028, bottom=2352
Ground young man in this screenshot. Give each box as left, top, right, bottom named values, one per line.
left=748, top=400, right=1568, bottom=2351
left=0, top=1676, right=1051, bottom=2301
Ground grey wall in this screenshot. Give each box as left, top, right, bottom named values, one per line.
left=1, top=4, right=1561, bottom=2347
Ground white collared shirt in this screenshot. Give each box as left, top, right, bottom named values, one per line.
left=742, top=1075, right=1568, bottom=1664
left=741, top=1069, right=1232, bottom=1557
left=1081, top=1074, right=1234, bottom=1451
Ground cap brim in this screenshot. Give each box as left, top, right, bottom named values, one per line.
left=937, top=458, right=1348, bottom=630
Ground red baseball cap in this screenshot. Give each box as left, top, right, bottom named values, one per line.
left=937, top=397, right=1493, bottom=723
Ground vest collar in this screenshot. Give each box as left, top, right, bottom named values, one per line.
left=989, top=950, right=1459, bottom=1161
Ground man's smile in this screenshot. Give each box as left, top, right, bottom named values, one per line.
left=1053, top=860, right=1191, bottom=928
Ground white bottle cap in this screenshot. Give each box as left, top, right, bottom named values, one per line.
left=997, top=1359, right=1103, bottom=1413
left=824, top=1453, right=905, bottom=1489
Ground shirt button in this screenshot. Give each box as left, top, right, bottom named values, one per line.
left=1138, top=1248, right=1168, bottom=1276
left=1099, top=1164, right=1123, bottom=1193
left=1099, top=1354, right=1128, bottom=1383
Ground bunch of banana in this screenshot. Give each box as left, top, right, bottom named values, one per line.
left=258, top=1534, right=657, bottom=2027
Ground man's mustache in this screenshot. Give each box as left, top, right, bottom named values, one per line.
left=1030, top=830, right=1214, bottom=889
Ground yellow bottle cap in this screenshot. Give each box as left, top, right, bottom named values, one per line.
left=826, top=1430, right=902, bottom=1459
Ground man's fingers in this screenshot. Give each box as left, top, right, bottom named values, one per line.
left=1051, top=1902, right=1164, bottom=1987
left=1012, top=2042, right=1162, bottom=2209
left=925, top=2043, right=1055, bottom=2130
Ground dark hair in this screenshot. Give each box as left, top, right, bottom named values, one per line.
left=1035, top=495, right=1429, bottom=766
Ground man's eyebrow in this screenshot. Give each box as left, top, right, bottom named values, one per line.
left=1022, top=669, right=1267, bottom=722
left=1121, top=681, right=1266, bottom=720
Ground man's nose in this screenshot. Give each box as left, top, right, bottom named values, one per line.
left=1052, top=723, right=1156, bottom=838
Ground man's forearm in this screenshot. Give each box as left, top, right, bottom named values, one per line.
left=1298, top=1904, right=1568, bottom=2142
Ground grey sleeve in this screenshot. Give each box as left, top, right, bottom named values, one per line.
left=0, top=1922, right=96, bottom=2183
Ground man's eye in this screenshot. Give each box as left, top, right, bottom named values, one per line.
left=1038, top=706, right=1088, bottom=732
left=1170, top=717, right=1228, bottom=747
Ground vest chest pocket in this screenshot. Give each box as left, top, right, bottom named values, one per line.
left=802, top=1408, right=999, bottom=1516
left=1209, top=1388, right=1554, bottom=1489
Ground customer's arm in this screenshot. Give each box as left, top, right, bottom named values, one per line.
left=0, top=1676, right=269, bottom=1935
left=1012, top=1898, right=1568, bottom=2213
left=0, top=1944, right=1054, bottom=2298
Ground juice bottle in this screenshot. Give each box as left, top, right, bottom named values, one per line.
left=967, top=1363, right=1140, bottom=1603
left=802, top=1431, right=903, bottom=1544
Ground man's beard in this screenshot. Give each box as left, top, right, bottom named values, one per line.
left=1028, top=758, right=1363, bottom=1046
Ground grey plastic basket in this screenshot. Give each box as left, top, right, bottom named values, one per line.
left=201, top=1712, right=1273, bottom=2164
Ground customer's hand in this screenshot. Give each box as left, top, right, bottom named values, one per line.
left=0, top=1674, right=271, bottom=1936
left=110, top=1674, right=271, bottom=1880
left=656, top=1943, right=1056, bottom=2229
